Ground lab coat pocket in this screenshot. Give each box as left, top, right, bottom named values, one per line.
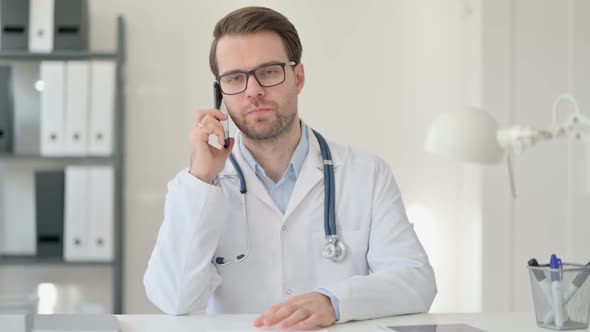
left=312, top=228, right=370, bottom=284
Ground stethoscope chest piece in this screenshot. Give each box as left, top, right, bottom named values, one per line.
left=322, top=235, right=346, bottom=262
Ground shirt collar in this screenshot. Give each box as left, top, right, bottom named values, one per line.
left=239, top=121, right=309, bottom=179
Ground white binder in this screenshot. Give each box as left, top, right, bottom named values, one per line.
left=88, top=61, right=115, bottom=156
left=40, top=61, right=65, bottom=156
left=64, top=166, right=89, bottom=261
left=87, top=166, right=114, bottom=261
left=64, top=61, right=89, bottom=156
left=29, top=0, right=55, bottom=52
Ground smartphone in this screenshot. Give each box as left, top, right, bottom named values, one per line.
left=213, top=82, right=231, bottom=148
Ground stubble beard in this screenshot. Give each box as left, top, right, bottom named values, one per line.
left=231, top=101, right=298, bottom=142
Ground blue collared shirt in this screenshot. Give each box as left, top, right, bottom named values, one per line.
left=238, top=122, right=340, bottom=321
left=239, top=124, right=309, bottom=214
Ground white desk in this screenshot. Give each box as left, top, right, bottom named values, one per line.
left=2, top=313, right=589, bottom=332
left=115, top=313, right=590, bottom=332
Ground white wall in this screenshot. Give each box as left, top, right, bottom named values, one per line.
left=397, top=0, right=483, bottom=312
left=86, top=0, right=488, bottom=314
left=481, top=0, right=590, bottom=311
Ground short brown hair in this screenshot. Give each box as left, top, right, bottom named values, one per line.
left=209, top=6, right=302, bottom=77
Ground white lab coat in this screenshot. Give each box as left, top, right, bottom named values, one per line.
left=144, top=128, right=437, bottom=322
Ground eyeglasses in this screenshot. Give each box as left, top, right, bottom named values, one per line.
left=217, top=61, right=297, bottom=95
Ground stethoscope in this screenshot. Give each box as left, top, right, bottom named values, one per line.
left=213, top=130, right=346, bottom=265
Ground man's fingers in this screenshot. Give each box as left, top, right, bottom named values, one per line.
left=262, top=305, right=297, bottom=327
left=297, top=314, right=327, bottom=330
left=253, top=304, right=282, bottom=327
left=278, top=309, right=311, bottom=329
left=195, top=109, right=228, bottom=123
left=194, top=116, right=226, bottom=145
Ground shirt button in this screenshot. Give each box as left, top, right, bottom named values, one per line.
left=281, top=225, right=287, bottom=231
left=286, top=289, right=292, bottom=295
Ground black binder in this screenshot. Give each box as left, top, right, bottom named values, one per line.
left=35, top=170, right=65, bottom=258
left=0, top=65, right=13, bottom=153
left=0, top=0, right=29, bottom=50
left=54, top=0, right=88, bottom=50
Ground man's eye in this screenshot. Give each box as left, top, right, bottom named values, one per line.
left=223, top=75, right=243, bottom=83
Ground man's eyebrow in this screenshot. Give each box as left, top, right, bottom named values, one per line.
left=219, top=60, right=285, bottom=76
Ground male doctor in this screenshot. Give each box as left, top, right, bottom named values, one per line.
left=144, top=6, right=437, bottom=330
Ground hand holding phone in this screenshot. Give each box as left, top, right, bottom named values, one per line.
left=186, top=84, right=234, bottom=183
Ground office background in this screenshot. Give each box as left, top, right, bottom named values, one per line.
left=1, top=0, right=589, bottom=315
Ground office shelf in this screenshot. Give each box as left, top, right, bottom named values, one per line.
left=0, top=255, right=115, bottom=266
left=0, top=16, right=126, bottom=314
left=0, top=154, right=115, bottom=163
left=0, top=51, right=117, bottom=61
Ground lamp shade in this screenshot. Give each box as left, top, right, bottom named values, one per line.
left=425, top=106, right=504, bottom=164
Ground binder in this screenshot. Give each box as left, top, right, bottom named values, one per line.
left=53, top=0, right=88, bottom=51
left=0, top=166, right=36, bottom=255
left=88, top=61, right=115, bottom=156
left=0, top=65, right=13, bottom=153
left=87, top=166, right=114, bottom=261
left=63, top=166, right=115, bottom=261
left=28, top=0, right=54, bottom=52
left=64, top=166, right=89, bottom=261
left=40, top=61, right=65, bottom=156
left=35, top=170, right=65, bottom=258
left=29, top=0, right=88, bottom=52
left=0, top=0, right=29, bottom=50
left=11, top=62, right=41, bottom=154
left=64, top=61, right=89, bottom=156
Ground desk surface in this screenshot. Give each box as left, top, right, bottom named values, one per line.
left=2, top=312, right=589, bottom=332
left=115, top=313, right=590, bottom=332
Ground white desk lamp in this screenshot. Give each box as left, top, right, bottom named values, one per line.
left=425, top=93, right=590, bottom=196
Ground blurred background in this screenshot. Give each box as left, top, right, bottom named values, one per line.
left=0, top=0, right=588, bottom=315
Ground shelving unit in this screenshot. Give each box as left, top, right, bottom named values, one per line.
left=0, top=16, right=125, bottom=314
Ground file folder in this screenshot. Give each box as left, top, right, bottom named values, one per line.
left=29, top=0, right=88, bottom=52
left=0, top=0, right=29, bottom=50
left=88, top=61, right=115, bottom=156
left=0, top=166, right=36, bottom=255
left=64, top=166, right=89, bottom=261
left=0, top=65, right=13, bottom=153
left=35, top=170, right=65, bottom=258
left=28, top=0, right=54, bottom=52
left=40, top=61, right=65, bottom=156
left=64, top=61, right=89, bottom=156
left=53, top=0, right=88, bottom=51
left=11, top=62, right=41, bottom=154
left=87, top=166, right=114, bottom=261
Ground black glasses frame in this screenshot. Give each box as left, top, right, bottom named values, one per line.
left=216, top=61, right=297, bottom=95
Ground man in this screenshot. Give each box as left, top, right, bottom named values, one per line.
left=144, top=6, right=437, bottom=330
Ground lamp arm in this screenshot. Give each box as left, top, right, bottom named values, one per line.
left=497, top=126, right=554, bottom=154
left=498, top=94, right=590, bottom=155
left=553, top=110, right=590, bottom=141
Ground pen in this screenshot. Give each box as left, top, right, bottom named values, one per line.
left=529, top=258, right=556, bottom=325
left=550, top=254, right=566, bottom=328
left=529, top=258, right=553, bottom=302
left=564, top=261, right=590, bottom=302
left=543, top=261, right=590, bottom=324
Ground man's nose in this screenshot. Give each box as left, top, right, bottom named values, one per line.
left=245, top=74, right=265, bottom=98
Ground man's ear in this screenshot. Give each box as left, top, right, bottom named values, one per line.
left=295, top=63, right=305, bottom=94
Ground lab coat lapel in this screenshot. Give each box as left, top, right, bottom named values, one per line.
left=283, top=128, right=330, bottom=220
left=232, top=134, right=282, bottom=215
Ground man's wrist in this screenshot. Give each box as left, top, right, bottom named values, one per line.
left=314, top=289, right=340, bottom=321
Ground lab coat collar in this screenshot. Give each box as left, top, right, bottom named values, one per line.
left=218, top=121, right=347, bottom=218
left=219, top=121, right=344, bottom=176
